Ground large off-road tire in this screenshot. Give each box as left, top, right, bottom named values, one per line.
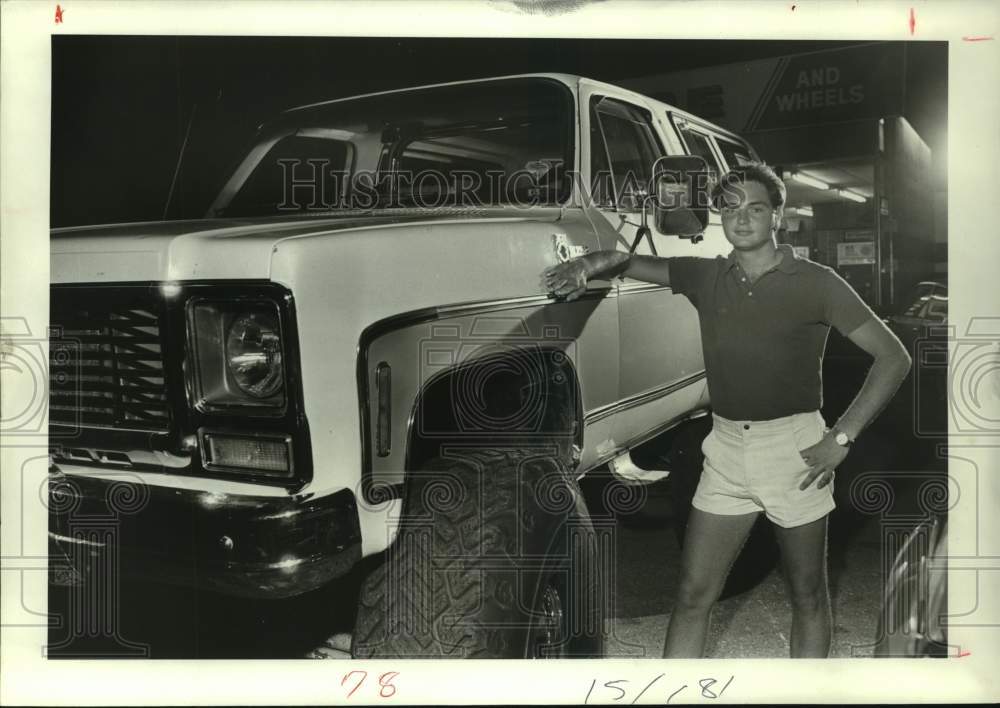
left=663, top=417, right=780, bottom=600
left=352, top=448, right=605, bottom=659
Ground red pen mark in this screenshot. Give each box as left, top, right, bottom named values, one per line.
left=909, top=7, right=916, bottom=35
left=963, top=36, right=994, bottom=42
left=341, top=670, right=368, bottom=698
left=958, top=650, right=971, bottom=657
left=54, top=4, right=64, bottom=23
left=378, top=672, right=399, bottom=699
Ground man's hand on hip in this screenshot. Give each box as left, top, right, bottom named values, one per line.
left=798, top=433, right=850, bottom=490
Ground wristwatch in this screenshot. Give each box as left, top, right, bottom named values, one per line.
left=830, top=428, right=854, bottom=447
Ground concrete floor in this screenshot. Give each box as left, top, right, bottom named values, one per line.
left=601, top=491, right=886, bottom=659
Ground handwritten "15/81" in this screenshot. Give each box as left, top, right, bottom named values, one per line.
left=585, top=674, right=735, bottom=704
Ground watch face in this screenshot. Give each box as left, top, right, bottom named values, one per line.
left=835, top=432, right=850, bottom=446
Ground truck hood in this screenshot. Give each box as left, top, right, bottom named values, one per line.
left=51, top=208, right=564, bottom=283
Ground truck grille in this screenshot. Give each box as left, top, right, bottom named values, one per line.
left=50, top=291, right=171, bottom=432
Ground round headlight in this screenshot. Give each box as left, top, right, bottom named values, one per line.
left=226, top=311, right=283, bottom=398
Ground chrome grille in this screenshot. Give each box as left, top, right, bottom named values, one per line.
left=50, top=293, right=170, bottom=431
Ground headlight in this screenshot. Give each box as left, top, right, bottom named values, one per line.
left=226, top=312, right=283, bottom=398
left=188, top=300, right=287, bottom=413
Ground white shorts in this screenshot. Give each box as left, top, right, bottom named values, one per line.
left=691, top=410, right=836, bottom=529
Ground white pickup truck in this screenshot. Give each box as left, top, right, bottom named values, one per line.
left=48, top=73, right=770, bottom=659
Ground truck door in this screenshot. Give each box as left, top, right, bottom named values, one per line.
left=579, top=83, right=711, bottom=445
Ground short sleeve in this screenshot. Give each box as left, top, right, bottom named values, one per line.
left=822, top=268, right=878, bottom=336
left=667, top=257, right=713, bottom=308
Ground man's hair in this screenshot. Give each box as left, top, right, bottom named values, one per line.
left=711, top=161, right=786, bottom=210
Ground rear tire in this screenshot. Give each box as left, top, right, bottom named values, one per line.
left=352, top=448, right=604, bottom=659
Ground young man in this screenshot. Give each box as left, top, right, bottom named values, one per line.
left=542, top=162, right=911, bottom=658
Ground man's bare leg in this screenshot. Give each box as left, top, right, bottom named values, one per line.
left=773, top=515, right=832, bottom=657
left=663, top=508, right=760, bottom=658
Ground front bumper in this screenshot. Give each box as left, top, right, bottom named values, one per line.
left=48, top=466, right=362, bottom=599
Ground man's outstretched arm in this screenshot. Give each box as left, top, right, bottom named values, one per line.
left=542, top=251, right=671, bottom=300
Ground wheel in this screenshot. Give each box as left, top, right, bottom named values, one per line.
left=664, top=417, right=780, bottom=600
left=352, top=448, right=605, bottom=659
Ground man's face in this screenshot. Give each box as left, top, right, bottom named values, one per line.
left=718, top=180, right=781, bottom=252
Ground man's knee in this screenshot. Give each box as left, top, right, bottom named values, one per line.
left=787, top=579, right=828, bottom=612
left=674, top=577, right=723, bottom=613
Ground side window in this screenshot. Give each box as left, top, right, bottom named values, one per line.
left=673, top=122, right=722, bottom=187
left=589, top=117, right=614, bottom=207
left=716, top=136, right=754, bottom=170
left=591, top=96, right=664, bottom=210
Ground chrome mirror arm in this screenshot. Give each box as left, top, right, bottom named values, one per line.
left=628, top=193, right=657, bottom=256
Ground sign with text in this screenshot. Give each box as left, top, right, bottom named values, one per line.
left=751, top=44, right=905, bottom=131
left=837, top=241, right=876, bottom=266
left=624, top=43, right=905, bottom=134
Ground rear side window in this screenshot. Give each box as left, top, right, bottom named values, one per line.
left=591, top=97, right=664, bottom=210
left=672, top=121, right=722, bottom=186
left=716, top=136, right=754, bottom=170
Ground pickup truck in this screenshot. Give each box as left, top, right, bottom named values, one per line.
left=48, top=73, right=769, bottom=659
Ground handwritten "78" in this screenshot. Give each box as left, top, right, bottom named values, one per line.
left=585, top=674, right=735, bottom=704
left=341, top=671, right=400, bottom=699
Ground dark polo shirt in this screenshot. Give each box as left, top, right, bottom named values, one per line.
left=668, top=244, right=877, bottom=421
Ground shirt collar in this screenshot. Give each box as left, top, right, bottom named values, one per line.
left=725, top=243, right=800, bottom=274
left=776, top=243, right=801, bottom=273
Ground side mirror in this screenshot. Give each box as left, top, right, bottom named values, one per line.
left=651, top=155, right=711, bottom=238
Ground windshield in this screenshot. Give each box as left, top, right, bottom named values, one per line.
left=214, top=78, right=574, bottom=216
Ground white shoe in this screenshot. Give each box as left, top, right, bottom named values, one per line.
left=609, top=451, right=671, bottom=485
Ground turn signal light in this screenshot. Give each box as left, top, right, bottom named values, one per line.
left=202, top=432, right=293, bottom=477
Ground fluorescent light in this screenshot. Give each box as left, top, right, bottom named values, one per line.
left=793, top=206, right=814, bottom=217
left=789, top=172, right=829, bottom=190
left=838, top=189, right=867, bottom=203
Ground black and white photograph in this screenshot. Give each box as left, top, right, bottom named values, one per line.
left=1, top=0, right=998, bottom=705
